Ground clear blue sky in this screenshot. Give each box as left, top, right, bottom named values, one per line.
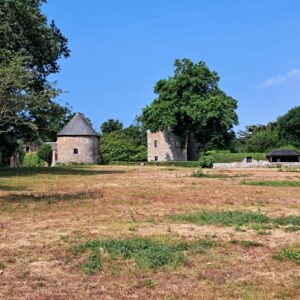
left=44, top=0, right=300, bottom=132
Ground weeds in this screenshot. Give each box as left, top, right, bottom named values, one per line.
left=241, top=180, right=300, bottom=187
left=257, top=231, right=272, bottom=236
left=192, top=169, right=232, bottom=178
left=284, top=226, right=300, bottom=233
left=134, top=279, right=156, bottom=289
left=274, top=246, right=300, bottom=265
left=173, top=210, right=270, bottom=227
left=0, top=261, right=5, bottom=269
left=73, top=238, right=216, bottom=275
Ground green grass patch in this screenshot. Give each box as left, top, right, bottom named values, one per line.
left=230, top=239, right=263, bottom=248
left=278, top=168, right=300, bottom=172
left=173, top=210, right=300, bottom=230
left=274, top=246, right=300, bottom=265
left=241, top=180, right=300, bottom=187
left=192, top=169, right=231, bottom=179
left=73, top=238, right=216, bottom=275
left=284, top=226, right=300, bottom=233
left=173, top=210, right=270, bottom=227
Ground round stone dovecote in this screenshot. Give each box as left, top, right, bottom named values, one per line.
left=56, top=113, right=101, bottom=164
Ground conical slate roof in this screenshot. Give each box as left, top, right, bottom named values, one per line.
left=58, top=113, right=99, bottom=137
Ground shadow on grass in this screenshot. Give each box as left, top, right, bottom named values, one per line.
left=0, top=189, right=103, bottom=202
left=0, top=167, right=126, bottom=178
left=0, top=184, right=29, bottom=191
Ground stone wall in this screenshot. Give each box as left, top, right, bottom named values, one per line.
left=56, top=136, right=100, bottom=164
left=147, top=129, right=187, bottom=161
left=213, top=160, right=300, bottom=169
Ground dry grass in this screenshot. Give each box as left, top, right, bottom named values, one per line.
left=0, top=165, right=299, bottom=299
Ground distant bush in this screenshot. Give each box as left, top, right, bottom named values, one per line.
left=199, top=155, right=214, bottom=168
left=22, top=153, right=45, bottom=167
left=37, top=144, right=52, bottom=166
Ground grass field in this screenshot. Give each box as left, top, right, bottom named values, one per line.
left=0, top=165, right=299, bottom=299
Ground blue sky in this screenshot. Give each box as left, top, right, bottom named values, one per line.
left=44, top=0, right=300, bottom=132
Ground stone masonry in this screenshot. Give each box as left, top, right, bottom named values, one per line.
left=54, top=113, right=101, bottom=165
left=147, top=129, right=187, bottom=161
left=56, top=136, right=100, bottom=164
left=147, top=129, right=199, bottom=161
left=213, top=160, right=300, bottom=169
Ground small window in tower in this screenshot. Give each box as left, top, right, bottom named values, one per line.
left=25, top=146, right=30, bottom=152
left=154, top=140, right=158, bottom=148
left=73, top=148, right=78, bottom=155
left=154, top=156, right=158, bottom=161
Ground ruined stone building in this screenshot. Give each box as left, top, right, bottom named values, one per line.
left=147, top=128, right=199, bottom=162
left=50, top=113, right=101, bottom=165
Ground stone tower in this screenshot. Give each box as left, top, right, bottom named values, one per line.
left=56, top=113, right=100, bottom=164
left=147, top=129, right=199, bottom=162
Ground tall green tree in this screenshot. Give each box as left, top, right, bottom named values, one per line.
left=0, top=0, right=70, bottom=131
left=101, top=119, right=123, bottom=134
left=123, top=117, right=147, bottom=146
left=0, top=0, right=71, bottom=164
left=277, top=106, right=300, bottom=148
left=244, top=129, right=279, bottom=153
left=141, top=59, right=238, bottom=149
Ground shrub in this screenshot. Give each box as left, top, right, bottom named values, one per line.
left=199, top=155, right=214, bottom=168
left=22, top=153, right=45, bottom=167
left=37, top=144, right=52, bottom=166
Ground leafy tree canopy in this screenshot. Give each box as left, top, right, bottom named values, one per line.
left=141, top=59, right=238, bottom=149
left=244, top=128, right=279, bottom=153
left=0, top=0, right=71, bottom=164
left=37, top=143, right=52, bottom=166
left=101, top=119, right=123, bottom=134
left=237, top=106, right=300, bottom=153
left=123, top=117, right=147, bottom=146
left=101, top=131, right=147, bottom=163
left=277, top=106, right=300, bottom=148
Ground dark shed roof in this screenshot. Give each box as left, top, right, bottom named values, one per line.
left=267, top=149, right=300, bottom=157
left=58, top=113, right=99, bottom=137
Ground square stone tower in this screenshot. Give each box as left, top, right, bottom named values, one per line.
left=147, top=129, right=199, bottom=162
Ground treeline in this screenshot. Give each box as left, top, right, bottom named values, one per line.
left=235, top=106, right=300, bottom=153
